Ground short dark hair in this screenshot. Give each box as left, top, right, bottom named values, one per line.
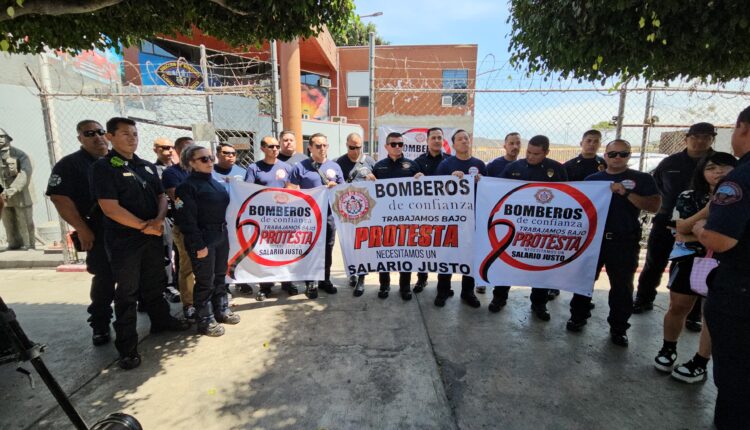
left=528, top=135, right=549, bottom=151
left=426, top=127, right=443, bottom=138
left=174, top=136, right=194, bottom=150
left=386, top=132, right=403, bottom=143
left=690, top=152, right=738, bottom=198
left=451, top=129, right=469, bottom=143
left=737, top=106, right=750, bottom=126
left=309, top=133, right=327, bottom=145
left=605, top=138, right=631, bottom=151
left=504, top=132, right=520, bottom=142
left=76, top=120, right=102, bottom=133
left=279, top=130, right=295, bottom=139
left=582, top=129, right=602, bottom=139
left=106, top=117, right=136, bottom=134
left=217, top=142, right=234, bottom=150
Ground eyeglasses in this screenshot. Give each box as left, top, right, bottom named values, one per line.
left=156, top=145, right=174, bottom=151
left=313, top=144, right=329, bottom=149
left=82, top=129, right=106, bottom=137
left=193, top=155, right=215, bottom=163
left=348, top=146, right=363, bottom=150
left=220, top=151, right=236, bottom=157
left=606, top=151, right=631, bottom=158
left=389, top=142, right=405, bottom=148
left=263, top=145, right=280, bottom=150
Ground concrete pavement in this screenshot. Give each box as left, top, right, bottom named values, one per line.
left=1, top=249, right=715, bottom=429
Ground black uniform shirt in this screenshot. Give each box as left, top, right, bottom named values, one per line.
left=414, top=151, right=448, bottom=176
left=46, top=148, right=98, bottom=218
left=705, top=152, right=750, bottom=269
left=501, top=158, right=569, bottom=182
left=586, top=169, right=659, bottom=234
left=373, top=156, right=421, bottom=179
left=436, top=156, right=487, bottom=176
left=486, top=156, right=513, bottom=178
left=563, top=154, right=606, bottom=181
left=653, top=149, right=712, bottom=215
left=336, top=153, right=376, bottom=182
left=91, top=150, right=164, bottom=231
left=174, top=171, right=230, bottom=251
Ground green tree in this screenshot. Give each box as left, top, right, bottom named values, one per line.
left=0, top=0, right=355, bottom=54
left=508, top=1, right=750, bottom=83
left=332, top=15, right=389, bottom=46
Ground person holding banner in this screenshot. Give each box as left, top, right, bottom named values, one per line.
left=412, top=127, right=450, bottom=293
left=175, top=145, right=241, bottom=337
left=496, top=135, right=568, bottom=320
left=287, top=133, right=344, bottom=298
left=244, top=136, right=298, bottom=300
left=372, top=132, right=422, bottom=300
left=433, top=130, right=485, bottom=308
left=567, top=139, right=660, bottom=346
left=336, top=132, right=376, bottom=296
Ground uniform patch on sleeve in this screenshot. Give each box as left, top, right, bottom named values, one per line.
left=713, top=182, right=743, bottom=205
left=47, top=174, right=62, bottom=187
left=174, top=197, right=184, bottom=209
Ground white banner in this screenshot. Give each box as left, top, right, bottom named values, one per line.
left=377, top=125, right=459, bottom=161
left=330, top=176, right=475, bottom=276
left=226, top=181, right=327, bottom=283
left=473, top=178, right=612, bottom=296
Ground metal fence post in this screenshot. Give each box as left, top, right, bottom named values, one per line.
left=270, top=40, right=282, bottom=138
left=368, top=31, right=376, bottom=157
left=615, top=83, right=627, bottom=139
left=199, top=44, right=217, bottom=152
left=638, top=88, right=654, bottom=171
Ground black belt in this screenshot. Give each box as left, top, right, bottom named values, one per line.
left=203, top=223, right=227, bottom=232
left=603, top=230, right=641, bottom=241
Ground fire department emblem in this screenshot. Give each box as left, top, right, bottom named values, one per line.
left=334, top=187, right=376, bottom=225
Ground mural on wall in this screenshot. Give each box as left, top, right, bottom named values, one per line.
left=301, top=84, right=329, bottom=120
left=51, top=47, right=123, bottom=83
left=139, top=51, right=206, bottom=90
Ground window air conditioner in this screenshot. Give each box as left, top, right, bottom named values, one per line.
left=319, top=77, right=332, bottom=88
left=331, top=116, right=347, bottom=123
left=347, top=97, right=359, bottom=108
left=441, top=95, right=453, bottom=107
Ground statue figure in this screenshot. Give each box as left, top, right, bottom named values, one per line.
left=0, top=128, right=35, bottom=250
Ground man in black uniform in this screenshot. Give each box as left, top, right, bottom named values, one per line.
left=412, top=127, right=449, bottom=293
left=372, top=132, right=421, bottom=300
left=635, top=123, right=715, bottom=317
left=563, top=129, right=606, bottom=181
left=693, top=107, right=750, bottom=429
left=91, top=117, right=189, bottom=370
left=567, top=139, right=660, bottom=346
left=46, top=120, right=114, bottom=346
left=497, top=135, right=568, bottom=320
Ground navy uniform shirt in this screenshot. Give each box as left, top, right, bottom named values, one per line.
left=336, top=154, right=376, bottom=182
left=212, top=164, right=246, bottom=190
left=501, top=158, right=568, bottom=182
left=705, top=152, right=750, bottom=270
left=288, top=158, right=344, bottom=189
left=278, top=152, right=308, bottom=166
left=436, top=156, right=487, bottom=176
left=174, top=171, right=230, bottom=251
left=244, top=160, right=292, bottom=187
left=162, top=164, right=189, bottom=191
left=586, top=168, right=659, bottom=234
left=46, top=148, right=98, bottom=219
left=372, top=156, right=420, bottom=180
left=414, top=151, right=448, bottom=176
left=91, top=150, right=164, bottom=231
left=563, top=154, right=606, bottom=181
left=486, top=156, right=514, bottom=178
left=653, top=149, right=712, bottom=215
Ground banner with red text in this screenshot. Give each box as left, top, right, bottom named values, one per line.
left=377, top=125, right=459, bottom=161
left=330, top=176, right=475, bottom=276
left=226, top=181, right=327, bottom=283
left=473, top=178, right=612, bottom=296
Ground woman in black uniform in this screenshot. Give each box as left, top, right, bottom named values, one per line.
left=175, top=145, right=240, bottom=337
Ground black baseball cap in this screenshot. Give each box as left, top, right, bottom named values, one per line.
left=687, top=122, right=717, bottom=136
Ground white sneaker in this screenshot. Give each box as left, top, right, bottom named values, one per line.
left=671, top=359, right=707, bottom=383
left=654, top=347, right=677, bottom=372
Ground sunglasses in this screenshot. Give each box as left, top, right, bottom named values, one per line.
left=263, top=145, right=280, bottom=150
left=220, top=151, right=236, bottom=156
left=82, top=129, right=106, bottom=137
left=193, top=155, right=215, bottom=163
left=156, top=145, right=174, bottom=151
left=313, top=144, right=329, bottom=149
left=606, top=151, right=631, bottom=158
left=389, top=142, right=405, bottom=148
left=348, top=146, right=363, bottom=150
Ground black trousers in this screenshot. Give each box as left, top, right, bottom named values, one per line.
left=106, top=232, right=171, bottom=357
left=86, top=224, right=115, bottom=331
left=570, top=237, right=640, bottom=333
left=324, top=220, right=335, bottom=283
left=379, top=272, right=411, bottom=290
left=636, top=214, right=673, bottom=303
left=437, top=274, right=474, bottom=297
left=704, top=269, right=750, bottom=430
left=416, top=272, right=428, bottom=283
left=190, top=232, right=229, bottom=323
left=492, top=285, right=549, bottom=306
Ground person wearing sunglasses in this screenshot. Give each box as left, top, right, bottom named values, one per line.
left=212, top=142, right=246, bottom=190
left=567, top=139, right=661, bottom=347
left=175, top=145, right=241, bottom=337
left=372, top=132, right=423, bottom=301
left=244, top=136, right=298, bottom=300
left=91, top=117, right=191, bottom=370
left=47, top=120, right=114, bottom=346
left=336, top=132, right=376, bottom=296
left=287, top=133, right=344, bottom=298
left=152, top=137, right=175, bottom=173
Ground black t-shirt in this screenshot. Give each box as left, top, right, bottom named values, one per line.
left=336, top=154, right=376, bottom=182
left=46, top=148, right=98, bottom=218
left=414, top=151, right=448, bottom=176
left=436, top=156, right=487, bottom=176
left=586, top=169, right=659, bottom=234
left=653, top=149, right=710, bottom=215
left=501, top=158, right=568, bottom=182
left=91, top=150, right=165, bottom=231
left=486, top=156, right=513, bottom=178
left=373, top=156, right=420, bottom=179
left=563, top=155, right=606, bottom=181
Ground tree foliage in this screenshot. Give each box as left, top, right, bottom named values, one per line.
left=508, top=1, right=750, bottom=83
left=0, top=0, right=355, bottom=54
left=332, top=15, right=389, bottom=46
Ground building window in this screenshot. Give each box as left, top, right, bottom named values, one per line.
left=346, top=71, right=369, bottom=107
left=442, top=69, right=468, bottom=106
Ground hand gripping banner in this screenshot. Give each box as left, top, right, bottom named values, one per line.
left=226, top=181, right=328, bottom=283
left=473, top=178, right=612, bottom=296
left=330, top=176, right=475, bottom=276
